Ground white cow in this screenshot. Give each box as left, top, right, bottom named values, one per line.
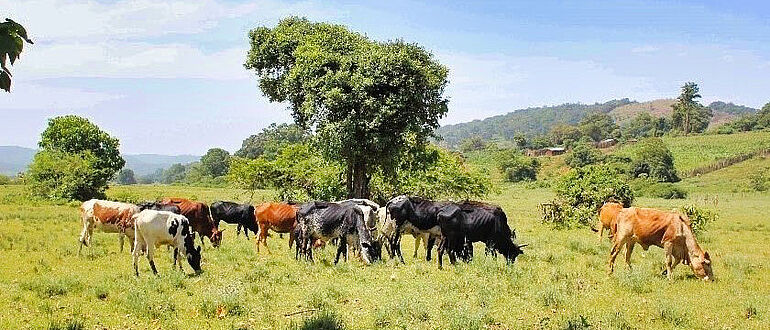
left=132, top=210, right=202, bottom=276
left=79, top=199, right=140, bottom=255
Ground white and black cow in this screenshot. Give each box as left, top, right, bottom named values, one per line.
left=436, top=201, right=525, bottom=268
left=132, top=210, right=202, bottom=276
left=296, top=201, right=381, bottom=264
left=210, top=201, right=257, bottom=239
left=385, top=195, right=448, bottom=263
left=375, top=206, right=430, bottom=259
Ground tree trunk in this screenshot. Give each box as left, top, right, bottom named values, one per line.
left=347, top=159, right=370, bottom=199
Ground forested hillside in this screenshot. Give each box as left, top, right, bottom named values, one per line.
left=437, top=98, right=757, bottom=148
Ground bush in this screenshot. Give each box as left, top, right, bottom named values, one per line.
left=680, top=205, right=718, bottom=236
left=496, top=149, right=540, bottom=182
left=631, top=179, right=688, bottom=199
left=748, top=167, right=770, bottom=191
left=565, top=143, right=604, bottom=168
left=552, top=163, right=634, bottom=227
left=27, top=150, right=108, bottom=200
left=631, top=137, right=679, bottom=182
left=0, top=174, right=10, bottom=185
left=115, top=168, right=137, bottom=185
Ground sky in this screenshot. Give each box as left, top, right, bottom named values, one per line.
left=1, top=0, right=769, bottom=155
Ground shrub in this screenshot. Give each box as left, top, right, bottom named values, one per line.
left=495, top=149, right=540, bottom=182
left=565, top=143, right=604, bottom=168
left=0, top=174, right=10, bottom=185
left=552, top=163, right=634, bottom=227
left=631, top=179, right=688, bottom=199
left=459, top=136, right=487, bottom=152
left=680, top=205, right=718, bottom=236
left=631, top=137, right=679, bottom=182
left=747, top=167, right=770, bottom=191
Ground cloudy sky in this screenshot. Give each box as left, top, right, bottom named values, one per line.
left=1, top=0, right=768, bottom=154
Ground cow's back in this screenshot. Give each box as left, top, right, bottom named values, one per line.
left=256, top=202, right=297, bottom=225
left=83, top=199, right=139, bottom=230
left=616, top=207, right=679, bottom=248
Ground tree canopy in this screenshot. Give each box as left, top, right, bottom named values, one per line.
left=0, top=18, right=33, bottom=92
left=116, top=168, right=137, bottom=185
left=235, top=123, right=308, bottom=159
left=199, top=148, right=231, bottom=178
left=672, top=82, right=712, bottom=135
left=245, top=17, right=449, bottom=198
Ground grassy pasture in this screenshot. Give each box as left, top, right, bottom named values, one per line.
left=0, top=183, right=768, bottom=329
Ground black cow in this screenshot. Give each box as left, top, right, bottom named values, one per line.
left=210, top=201, right=257, bottom=239
left=436, top=201, right=525, bottom=268
left=385, top=195, right=452, bottom=263
left=138, top=201, right=181, bottom=214
left=297, top=201, right=381, bottom=264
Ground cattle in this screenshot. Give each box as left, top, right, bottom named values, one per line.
left=78, top=199, right=140, bottom=255
left=436, top=201, right=524, bottom=268
left=254, top=202, right=299, bottom=253
left=597, top=202, right=624, bottom=242
left=608, top=207, right=714, bottom=281
left=210, top=201, right=257, bottom=239
left=132, top=210, right=202, bottom=276
left=138, top=201, right=181, bottom=214
left=385, top=195, right=447, bottom=263
left=375, top=206, right=429, bottom=259
left=296, top=201, right=381, bottom=264
left=160, top=198, right=223, bottom=248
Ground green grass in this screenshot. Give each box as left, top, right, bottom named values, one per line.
left=615, top=130, right=770, bottom=175
left=0, top=183, right=769, bottom=329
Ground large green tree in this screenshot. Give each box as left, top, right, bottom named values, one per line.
left=245, top=17, right=449, bottom=198
left=671, top=82, right=712, bottom=135
left=0, top=18, right=33, bottom=92
left=199, top=148, right=231, bottom=177
left=28, top=116, right=125, bottom=200
left=578, top=113, right=618, bottom=142
left=116, top=168, right=137, bottom=185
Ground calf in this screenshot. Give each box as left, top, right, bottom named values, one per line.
left=160, top=198, right=223, bottom=247
left=254, top=202, right=299, bottom=253
left=132, top=210, right=201, bottom=276
left=597, top=202, right=623, bottom=243
left=297, top=201, right=381, bottom=264
left=210, top=201, right=257, bottom=239
left=609, top=207, right=714, bottom=281
left=79, top=199, right=139, bottom=255
left=436, top=201, right=524, bottom=268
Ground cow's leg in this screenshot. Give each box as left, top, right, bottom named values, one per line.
left=664, top=242, right=674, bottom=281
left=437, top=238, right=445, bottom=269
left=147, top=245, right=158, bottom=275
left=412, top=234, right=421, bottom=259
left=624, top=241, right=635, bottom=270
left=335, top=239, right=347, bottom=264
left=132, top=234, right=146, bottom=277
left=608, top=238, right=625, bottom=275
left=426, top=236, right=436, bottom=261
left=236, top=223, right=242, bottom=237
left=598, top=225, right=604, bottom=243
left=119, top=232, right=125, bottom=253
left=78, top=216, right=91, bottom=255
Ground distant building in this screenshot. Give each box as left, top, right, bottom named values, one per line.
left=545, top=147, right=566, bottom=156
left=594, top=138, right=617, bottom=149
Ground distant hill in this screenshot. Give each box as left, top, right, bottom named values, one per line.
left=437, top=98, right=757, bottom=147
left=436, top=99, right=634, bottom=147
left=0, top=146, right=199, bottom=176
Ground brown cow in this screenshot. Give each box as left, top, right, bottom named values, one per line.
left=79, top=199, right=140, bottom=255
left=597, top=202, right=624, bottom=242
left=254, top=202, right=299, bottom=253
left=160, top=198, right=223, bottom=248
left=608, top=207, right=714, bottom=281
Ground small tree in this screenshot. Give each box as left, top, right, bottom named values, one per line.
left=116, top=168, right=137, bottom=185
left=578, top=113, right=618, bottom=142
left=548, top=124, right=582, bottom=146
left=162, top=163, right=187, bottom=184
left=459, top=136, right=487, bottom=152
left=27, top=116, right=124, bottom=200
left=631, top=137, right=679, bottom=182
left=496, top=149, right=539, bottom=182
left=671, top=82, right=712, bottom=135
left=199, top=148, right=231, bottom=177
left=565, top=143, right=604, bottom=168
left=552, top=164, right=634, bottom=227
left=1, top=18, right=33, bottom=92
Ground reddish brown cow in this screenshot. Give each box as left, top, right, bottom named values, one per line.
left=160, top=198, right=223, bottom=247
left=609, top=207, right=714, bottom=281
left=254, top=202, right=299, bottom=253
left=79, top=199, right=140, bottom=255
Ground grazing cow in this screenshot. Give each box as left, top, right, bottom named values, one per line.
left=597, top=202, right=624, bottom=242
left=297, top=201, right=381, bottom=264
left=79, top=199, right=139, bottom=255
left=138, top=201, right=181, bottom=214
left=436, top=201, right=524, bottom=268
left=160, top=198, right=223, bottom=248
left=210, top=201, right=257, bottom=239
left=132, top=210, right=202, bottom=276
left=254, top=202, right=299, bottom=253
left=385, top=195, right=448, bottom=263
left=375, top=207, right=429, bottom=259
left=608, top=207, right=714, bottom=281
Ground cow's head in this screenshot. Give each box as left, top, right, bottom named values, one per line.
left=360, top=241, right=382, bottom=264
left=502, top=229, right=526, bottom=263
left=183, top=232, right=203, bottom=274
left=691, top=251, right=714, bottom=281
left=210, top=228, right=224, bottom=247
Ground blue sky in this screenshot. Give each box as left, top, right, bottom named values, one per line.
left=1, top=0, right=768, bottom=154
